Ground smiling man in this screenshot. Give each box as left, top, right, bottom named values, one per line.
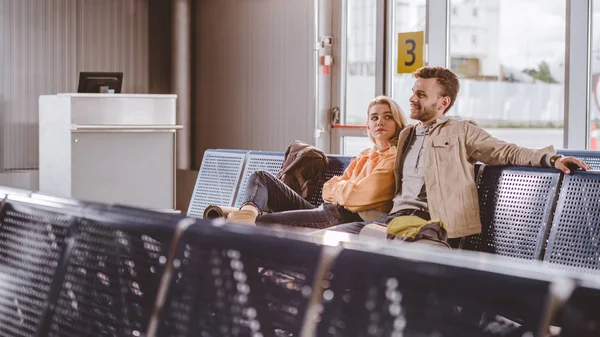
left=328, top=66, right=591, bottom=247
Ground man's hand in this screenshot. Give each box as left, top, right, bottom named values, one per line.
left=554, top=156, right=592, bottom=174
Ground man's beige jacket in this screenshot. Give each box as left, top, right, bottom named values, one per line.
left=394, top=117, right=555, bottom=238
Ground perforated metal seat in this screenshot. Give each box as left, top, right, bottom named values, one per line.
left=149, top=221, right=323, bottom=337
left=187, top=149, right=247, bottom=218
left=307, top=155, right=354, bottom=206
left=191, top=149, right=355, bottom=218
left=317, top=246, right=555, bottom=337
left=463, top=166, right=561, bottom=260
left=556, top=150, right=600, bottom=170
left=474, top=162, right=483, bottom=178
left=46, top=204, right=184, bottom=337
left=234, top=151, right=285, bottom=208
left=543, top=171, right=600, bottom=272
left=0, top=194, right=80, bottom=337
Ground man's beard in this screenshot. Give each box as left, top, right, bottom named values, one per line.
left=412, top=103, right=438, bottom=122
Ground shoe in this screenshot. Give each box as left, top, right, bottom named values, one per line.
left=227, top=209, right=258, bottom=225
left=203, top=205, right=238, bottom=219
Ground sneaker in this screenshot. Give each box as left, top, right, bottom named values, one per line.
left=203, top=205, right=238, bottom=219
left=227, top=209, right=258, bottom=225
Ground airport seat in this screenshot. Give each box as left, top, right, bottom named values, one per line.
left=189, top=149, right=356, bottom=219
left=233, top=151, right=285, bottom=208
left=316, top=245, right=557, bottom=337
left=0, top=194, right=81, bottom=336
left=234, top=152, right=356, bottom=208
left=463, top=166, right=561, bottom=260
left=307, top=155, right=355, bottom=207
left=543, top=171, right=600, bottom=273
left=187, top=149, right=247, bottom=218
left=556, top=149, right=600, bottom=170
left=148, top=221, right=324, bottom=337
left=45, top=204, right=184, bottom=336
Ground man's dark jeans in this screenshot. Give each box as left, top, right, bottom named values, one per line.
left=242, top=170, right=362, bottom=229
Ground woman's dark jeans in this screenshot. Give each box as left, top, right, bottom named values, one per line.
left=242, top=170, right=362, bottom=229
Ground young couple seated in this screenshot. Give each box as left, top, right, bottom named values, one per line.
left=223, top=66, right=590, bottom=247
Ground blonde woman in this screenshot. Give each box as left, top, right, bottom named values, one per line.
left=227, top=96, right=407, bottom=229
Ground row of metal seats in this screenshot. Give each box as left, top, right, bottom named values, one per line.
left=187, top=149, right=354, bottom=218
left=0, top=188, right=599, bottom=337
left=188, top=149, right=600, bottom=273
left=466, top=159, right=600, bottom=273
left=0, top=189, right=323, bottom=336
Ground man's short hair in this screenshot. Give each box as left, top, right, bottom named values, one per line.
left=413, top=66, right=460, bottom=114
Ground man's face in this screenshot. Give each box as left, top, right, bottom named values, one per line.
left=409, top=78, right=448, bottom=123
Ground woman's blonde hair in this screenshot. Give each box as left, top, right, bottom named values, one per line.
left=366, top=95, right=407, bottom=147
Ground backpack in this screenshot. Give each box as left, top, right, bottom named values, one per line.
left=276, top=140, right=329, bottom=201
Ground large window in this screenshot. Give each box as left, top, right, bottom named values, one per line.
left=345, top=0, right=377, bottom=125
left=343, top=136, right=371, bottom=156
left=590, top=0, right=600, bottom=149
left=340, top=0, right=427, bottom=155
left=449, top=0, right=566, bottom=149
left=390, top=0, right=426, bottom=120
left=335, top=0, right=378, bottom=156
left=335, top=0, right=595, bottom=153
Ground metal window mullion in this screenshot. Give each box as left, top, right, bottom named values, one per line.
left=314, top=0, right=321, bottom=148
left=331, top=0, right=346, bottom=126
left=330, top=0, right=346, bottom=154
left=426, top=0, right=449, bottom=67
left=316, top=0, right=333, bottom=152
left=564, top=0, right=592, bottom=149
left=385, top=0, right=395, bottom=96
left=375, top=0, right=387, bottom=95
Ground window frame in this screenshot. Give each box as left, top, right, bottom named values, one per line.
left=329, top=0, right=594, bottom=154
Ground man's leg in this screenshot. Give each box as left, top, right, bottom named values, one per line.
left=447, top=234, right=477, bottom=249
left=325, top=221, right=369, bottom=235
left=326, top=213, right=393, bottom=235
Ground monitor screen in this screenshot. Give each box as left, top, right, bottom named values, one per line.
left=77, top=72, right=123, bottom=93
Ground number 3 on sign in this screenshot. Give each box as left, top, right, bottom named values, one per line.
left=397, top=31, right=424, bottom=74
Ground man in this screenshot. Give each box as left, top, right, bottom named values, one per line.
left=329, top=66, right=590, bottom=246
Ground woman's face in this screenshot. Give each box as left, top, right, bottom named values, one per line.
left=366, top=103, right=397, bottom=144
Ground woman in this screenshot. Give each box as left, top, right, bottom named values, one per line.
left=227, top=96, right=407, bottom=229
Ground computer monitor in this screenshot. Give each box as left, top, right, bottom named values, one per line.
left=77, top=72, right=123, bottom=93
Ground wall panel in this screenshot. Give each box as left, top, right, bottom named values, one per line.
left=0, top=0, right=149, bottom=170
left=193, top=0, right=316, bottom=168
left=76, top=0, right=149, bottom=94
left=0, top=0, right=76, bottom=169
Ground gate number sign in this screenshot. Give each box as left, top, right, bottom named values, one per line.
left=398, top=31, right=424, bottom=74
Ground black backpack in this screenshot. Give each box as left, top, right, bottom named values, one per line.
left=276, top=140, right=329, bottom=201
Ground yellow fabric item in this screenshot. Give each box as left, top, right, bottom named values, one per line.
left=386, top=215, right=447, bottom=239
left=322, top=146, right=396, bottom=213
